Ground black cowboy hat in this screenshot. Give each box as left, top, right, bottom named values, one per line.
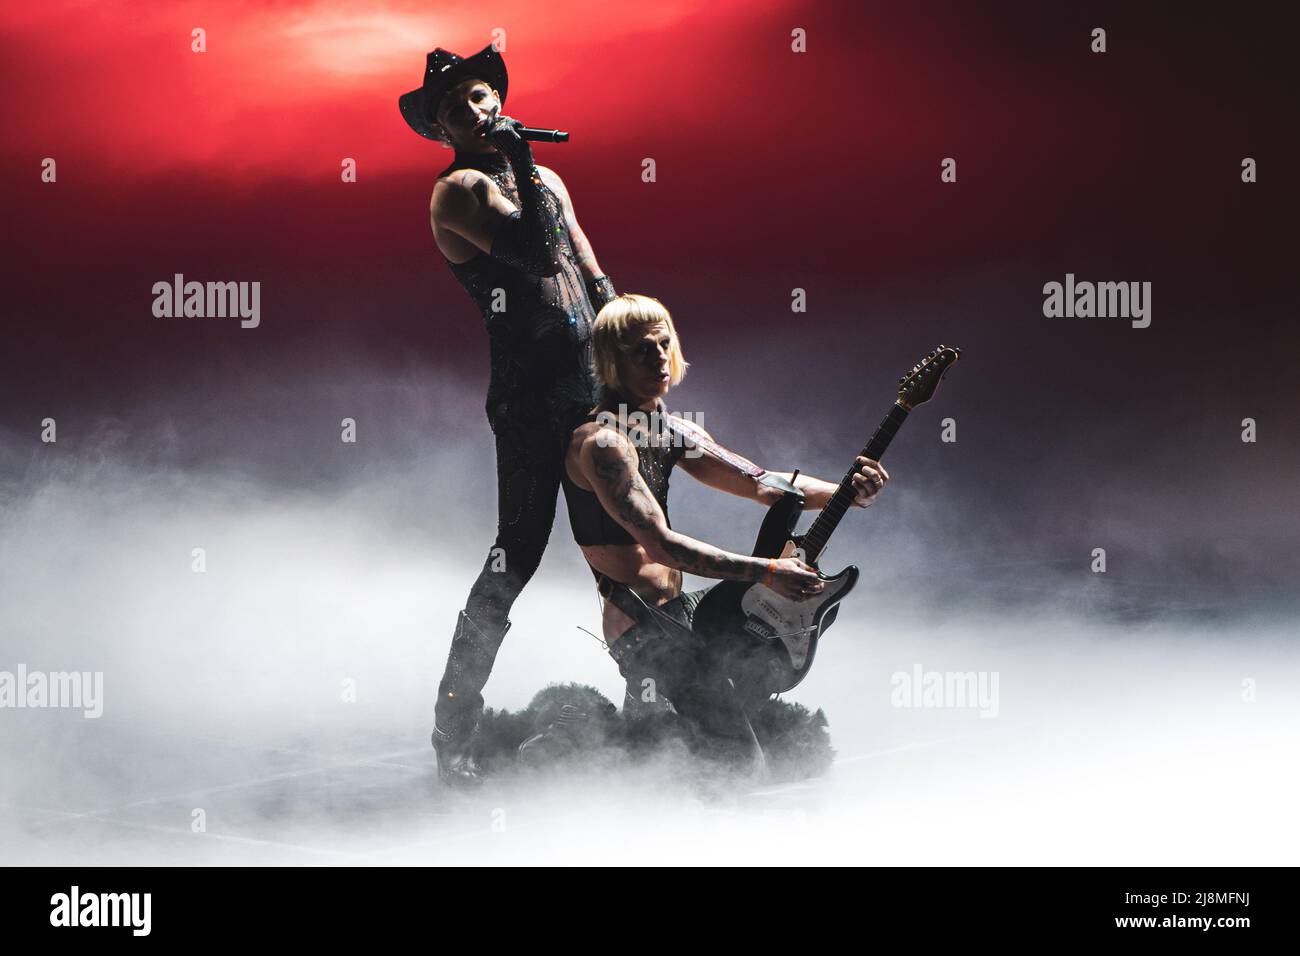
left=398, top=44, right=509, bottom=142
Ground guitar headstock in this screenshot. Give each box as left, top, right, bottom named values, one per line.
left=897, top=345, right=961, bottom=409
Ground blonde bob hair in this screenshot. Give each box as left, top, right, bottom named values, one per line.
left=591, top=294, right=689, bottom=392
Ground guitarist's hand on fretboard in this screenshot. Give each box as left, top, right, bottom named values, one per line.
left=850, top=456, right=889, bottom=507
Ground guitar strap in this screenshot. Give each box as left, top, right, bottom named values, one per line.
left=663, top=413, right=805, bottom=500
left=660, top=413, right=766, bottom=478
left=599, top=396, right=767, bottom=480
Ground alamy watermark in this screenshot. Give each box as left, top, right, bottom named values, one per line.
left=595, top=405, right=704, bottom=459
left=1042, top=273, right=1151, bottom=328
left=890, top=664, right=999, bottom=718
left=0, top=665, right=103, bottom=718
left=50, top=886, right=150, bottom=936
left=152, top=273, right=260, bottom=328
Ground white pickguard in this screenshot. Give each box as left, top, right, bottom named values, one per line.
left=739, top=542, right=854, bottom=670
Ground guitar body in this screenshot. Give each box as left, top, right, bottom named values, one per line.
left=690, top=344, right=960, bottom=709
left=693, top=488, right=859, bottom=705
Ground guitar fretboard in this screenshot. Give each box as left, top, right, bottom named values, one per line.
left=802, top=402, right=909, bottom=563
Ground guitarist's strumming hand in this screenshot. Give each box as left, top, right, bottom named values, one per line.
left=767, top=557, right=824, bottom=601
left=850, top=456, right=890, bottom=507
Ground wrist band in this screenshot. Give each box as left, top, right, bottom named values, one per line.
left=763, top=559, right=777, bottom=589
left=586, top=274, right=617, bottom=312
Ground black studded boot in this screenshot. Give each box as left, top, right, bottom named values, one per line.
left=432, top=610, right=511, bottom=787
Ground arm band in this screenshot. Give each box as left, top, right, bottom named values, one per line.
left=585, top=275, right=617, bottom=313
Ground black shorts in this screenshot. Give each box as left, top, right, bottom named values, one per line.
left=607, top=585, right=758, bottom=740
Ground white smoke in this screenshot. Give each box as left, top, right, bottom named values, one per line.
left=1, top=359, right=1296, bottom=865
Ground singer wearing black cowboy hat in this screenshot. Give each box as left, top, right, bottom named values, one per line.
left=399, top=43, right=618, bottom=786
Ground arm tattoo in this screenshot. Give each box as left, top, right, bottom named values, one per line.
left=591, top=440, right=659, bottom=532
left=659, top=536, right=761, bottom=582
left=542, top=170, right=603, bottom=281
left=590, top=438, right=760, bottom=582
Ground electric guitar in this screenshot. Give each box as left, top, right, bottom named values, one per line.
left=692, top=345, right=962, bottom=704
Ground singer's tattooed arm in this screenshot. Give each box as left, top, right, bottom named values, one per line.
left=537, top=166, right=605, bottom=281
left=583, top=430, right=763, bottom=582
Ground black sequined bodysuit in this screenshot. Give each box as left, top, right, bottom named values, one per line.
left=442, top=150, right=597, bottom=424
left=435, top=147, right=610, bottom=740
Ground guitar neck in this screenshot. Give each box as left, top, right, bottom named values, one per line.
left=801, top=402, right=909, bottom=564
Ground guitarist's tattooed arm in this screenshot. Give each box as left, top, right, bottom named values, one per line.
left=581, top=428, right=821, bottom=598
left=674, top=421, right=889, bottom=509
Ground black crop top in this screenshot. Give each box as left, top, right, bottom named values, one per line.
left=562, top=403, right=686, bottom=547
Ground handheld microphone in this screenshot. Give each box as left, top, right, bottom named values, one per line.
left=517, top=126, right=570, bottom=143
